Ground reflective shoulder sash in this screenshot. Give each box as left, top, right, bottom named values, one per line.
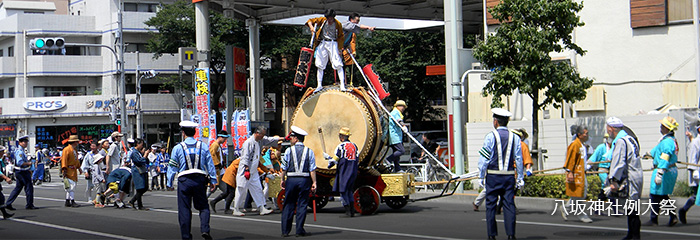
left=178, top=141, right=207, bottom=177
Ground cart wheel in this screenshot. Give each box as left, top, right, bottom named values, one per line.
left=353, top=185, right=380, bottom=215
left=276, top=189, right=286, bottom=210
left=385, top=196, right=408, bottom=209
left=309, top=196, right=329, bottom=210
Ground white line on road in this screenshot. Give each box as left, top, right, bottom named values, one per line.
left=151, top=208, right=464, bottom=240
left=27, top=195, right=461, bottom=240
left=493, top=219, right=700, bottom=237
left=10, top=218, right=143, bottom=240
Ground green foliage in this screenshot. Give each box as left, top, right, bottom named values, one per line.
left=93, top=90, right=101, bottom=95
left=473, top=0, right=593, bottom=109
left=356, top=30, right=446, bottom=123
left=144, top=0, right=247, bottom=110
left=517, top=174, right=601, bottom=200
left=672, top=181, right=696, bottom=197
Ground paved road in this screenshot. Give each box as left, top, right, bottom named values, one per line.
left=1, top=169, right=700, bottom=239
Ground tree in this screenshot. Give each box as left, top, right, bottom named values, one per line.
left=144, top=0, right=247, bottom=113
left=356, top=30, right=446, bottom=127
left=473, top=0, right=593, bottom=164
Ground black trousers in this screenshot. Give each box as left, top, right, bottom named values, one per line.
left=129, top=188, right=147, bottom=208
left=649, top=194, right=676, bottom=224
left=211, top=183, right=235, bottom=211
left=626, top=208, right=641, bottom=239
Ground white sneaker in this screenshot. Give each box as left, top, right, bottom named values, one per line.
left=560, top=206, right=568, bottom=221
left=579, top=215, right=593, bottom=223
left=259, top=207, right=273, bottom=215
left=232, top=210, right=245, bottom=216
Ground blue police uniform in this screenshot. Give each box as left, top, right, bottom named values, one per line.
left=107, top=167, right=133, bottom=194
left=281, top=142, right=317, bottom=236
left=32, top=151, right=45, bottom=182
left=6, top=145, right=35, bottom=209
left=478, top=126, right=523, bottom=238
left=167, top=137, right=217, bottom=240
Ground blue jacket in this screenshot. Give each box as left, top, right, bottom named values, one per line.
left=129, top=147, right=149, bottom=190
left=388, top=108, right=404, bottom=145
left=649, top=134, right=678, bottom=195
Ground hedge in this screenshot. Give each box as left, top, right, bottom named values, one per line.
left=515, top=174, right=602, bottom=199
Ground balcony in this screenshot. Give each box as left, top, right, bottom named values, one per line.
left=26, top=55, right=105, bottom=76
left=124, top=52, right=180, bottom=74
left=0, top=57, right=16, bottom=77
left=122, top=12, right=157, bottom=32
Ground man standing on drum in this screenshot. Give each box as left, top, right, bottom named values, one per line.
left=281, top=126, right=316, bottom=237
left=387, top=100, right=408, bottom=173
left=325, top=127, right=359, bottom=217
left=306, top=9, right=346, bottom=93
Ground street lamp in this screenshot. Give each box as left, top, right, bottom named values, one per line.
left=136, top=69, right=158, bottom=139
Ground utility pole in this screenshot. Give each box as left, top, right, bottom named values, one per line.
left=118, top=0, right=128, bottom=137
left=136, top=51, right=142, bottom=139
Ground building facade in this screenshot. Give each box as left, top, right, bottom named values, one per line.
left=0, top=0, right=183, bottom=151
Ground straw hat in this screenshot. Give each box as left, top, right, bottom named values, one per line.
left=66, top=135, right=79, bottom=143
left=659, top=116, right=679, bottom=132
left=339, top=127, right=351, bottom=136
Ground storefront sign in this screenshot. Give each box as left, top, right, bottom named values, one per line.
left=24, top=99, right=66, bottom=111
left=233, top=47, right=246, bottom=91
left=0, top=124, right=16, bottom=138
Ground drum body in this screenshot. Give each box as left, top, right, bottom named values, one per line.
left=291, top=86, right=388, bottom=175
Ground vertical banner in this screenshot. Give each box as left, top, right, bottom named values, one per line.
left=221, top=110, right=228, bottom=155
left=232, top=109, right=250, bottom=156
left=233, top=47, right=247, bottom=91
left=209, top=110, right=217, bottom=146
left=194, top=68, right=211, bottom=143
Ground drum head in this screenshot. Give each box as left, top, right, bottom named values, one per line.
left=291, top=87, right=377, bottom=175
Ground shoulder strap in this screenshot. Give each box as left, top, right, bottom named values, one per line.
left=180, top=142, right=191, bottom=170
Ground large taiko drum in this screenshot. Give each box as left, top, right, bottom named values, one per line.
left=290, top=86, right=389, bottom=175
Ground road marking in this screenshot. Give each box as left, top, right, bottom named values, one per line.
left=151, top=208, right=463, bottom=240
left=10, top=218, right=142, bottom=240
left=28, top=195, right=460, bottom=240
left=493, top=219, right=700, bottom=237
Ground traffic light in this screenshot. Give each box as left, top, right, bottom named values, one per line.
left=30, top=37, right=65, bottom=50
left=115, top=118, right=121, bottom=125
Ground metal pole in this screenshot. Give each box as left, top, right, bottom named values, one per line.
left=225, top=45, right=234, bottom=165
left=446, top=0, right=464, bottom=192
left=136, top=51, right=142, bottom=139
left=195, top=0, right=210, bottom=69
left=118, top=0, right=128, bottom=137
left=247, top=18, right=262, bottom=121
left=483, top=0, right=488, bottom=41
left=693, top=0, right=700, bottom=108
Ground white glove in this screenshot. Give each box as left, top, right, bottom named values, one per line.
left=479, top=179, right=485, bottom=189
left=327, top=160, right=337, bottom=168
left=693, top=170, right=699, bottom=180
left=586, top=164, right=592, bottom=171
left=401, top=126, right=408, bottom=133
left=603, top=186, right=612, bottom=195
left=323, top=153, right=332, bottom=160
left=516, top=179, right=524, bottom=190
left=654, top=169, right=664, bottom=185
left=266, top=174, right=276, bottom=180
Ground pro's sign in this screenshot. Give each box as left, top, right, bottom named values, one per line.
left=24, top=99, right=67, bottom=111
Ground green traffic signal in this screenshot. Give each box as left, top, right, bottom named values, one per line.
left=35, top=38, right=45, bottom=48
left=116, top=119, right=121, bottom=125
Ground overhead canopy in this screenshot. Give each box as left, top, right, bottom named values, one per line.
left=211, top=0, right=485, bottom=33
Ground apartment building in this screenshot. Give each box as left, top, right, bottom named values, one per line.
left=0, top=0, right=182, bottom=149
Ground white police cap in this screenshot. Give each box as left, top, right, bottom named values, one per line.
left=491, top=108, right=512, bottom=118
left=126, top=138, right=135, bottom=144
left=18, top=135, right=29, bottom=141
left=179, top=120, right=198, bottom=128
left=290, top=126, right=308, bottom=136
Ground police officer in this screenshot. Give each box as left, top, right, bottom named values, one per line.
left=477, top=109, right=523, bottom=240
left=4, top=135, right=36, bottom=210
left=167, top=121, right=217, bottom=240
left=280, top=126, right=317, bottom=237
left=0, top=146, right=15, bottom=219
left=325, top=127, right=358, bottom=217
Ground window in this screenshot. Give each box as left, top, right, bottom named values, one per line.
left=124, top=2, right=159, bottom=12
left=668, top=0, right=693, bottom=22
left=8, top=46, right=13, bottom=57
left=125, top=43, right=149, bottom=53
left=24, top=11, right=44, bottom=14
left=33, top=86, right=86, bottom=97
left=8, top=87, right=14, bottom=98
left=0, top=49, right=3, bottom=57
left=0, top=89, right=4, bottom=98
